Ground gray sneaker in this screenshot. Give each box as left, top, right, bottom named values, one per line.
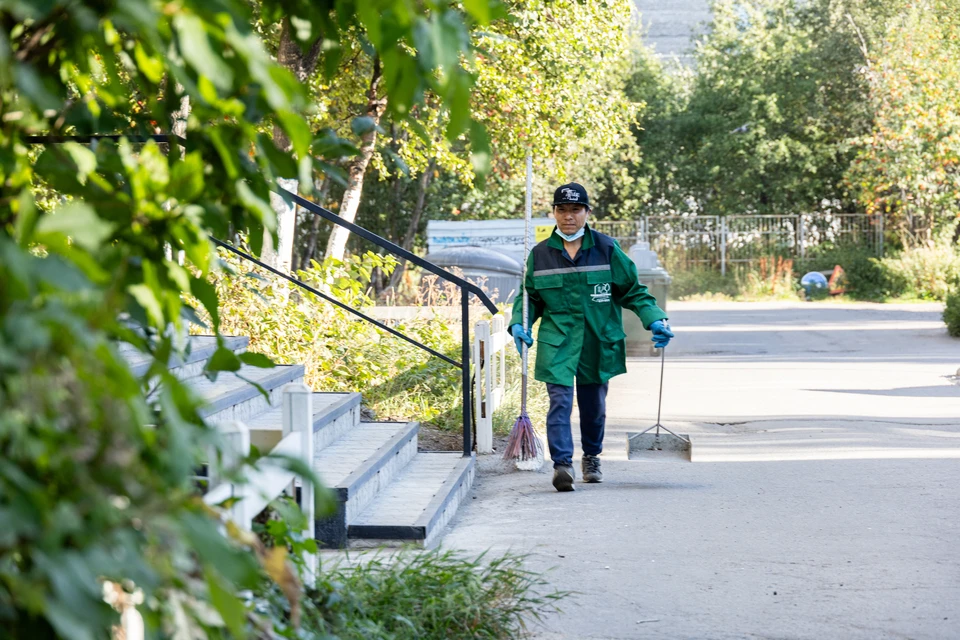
left=552, top=465, right=575, bottom=492
left=581, top=454, right=603, bottom=483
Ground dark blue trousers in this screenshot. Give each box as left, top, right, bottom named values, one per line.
left=545, top=381, right=608, bottom=468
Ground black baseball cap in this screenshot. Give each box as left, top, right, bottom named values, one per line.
left=552, top=182, right=591, bottom=209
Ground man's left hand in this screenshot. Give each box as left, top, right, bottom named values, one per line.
left=649, top=320, right=674, bottom=348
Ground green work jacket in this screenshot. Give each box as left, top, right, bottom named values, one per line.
left=509, top=225, right=667, bottom=386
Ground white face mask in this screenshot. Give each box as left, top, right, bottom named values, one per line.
left=555, top=227, right=585, bottom=242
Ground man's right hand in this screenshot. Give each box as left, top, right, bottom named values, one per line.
left=511, top=324, right=533, bottom=355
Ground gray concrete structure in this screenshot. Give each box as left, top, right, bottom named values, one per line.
left=444, top=302, right=960, bottom=639
left=635, top=0, right=712, bottom=66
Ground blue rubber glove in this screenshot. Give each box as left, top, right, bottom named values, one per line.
left=511, top=323, right=533, bottom=356
left=649, top=320, right=674, bottom=348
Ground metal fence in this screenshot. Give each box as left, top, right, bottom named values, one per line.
left=593, top=214, right=883, bottom=274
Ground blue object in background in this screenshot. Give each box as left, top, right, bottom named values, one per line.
left=800, top=271, right=829, bottom=299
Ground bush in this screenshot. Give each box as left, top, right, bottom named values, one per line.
left=276, top=550, right=566, bottom=639
left=799, top=244, right=906, bottom=300
left=878, top=244, right=960, bottom=301
left=668, top=266, right=739, bottom=300
left=944, top=290, right=960, bottom=337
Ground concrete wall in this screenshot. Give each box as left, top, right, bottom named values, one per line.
left=634, top=0, right=713, bottom=66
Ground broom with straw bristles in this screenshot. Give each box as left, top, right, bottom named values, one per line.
left=503, top=153, right=544, bottom=471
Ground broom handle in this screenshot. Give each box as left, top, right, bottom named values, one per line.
left=521, top=153, right=532, bottom=414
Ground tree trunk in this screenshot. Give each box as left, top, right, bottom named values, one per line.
left=301, top=176, right=330, bottom=269
left=325, top=57, right=386, bottom=262
left=262, top=19, right=323, bottom=271
left=388, top=160, right=435, bottom=290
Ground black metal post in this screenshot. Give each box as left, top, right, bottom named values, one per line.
left=461, top=291, right=472, bottom=457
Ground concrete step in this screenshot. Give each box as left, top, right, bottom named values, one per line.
left=245, top=392, right=362, bottom=453
left=187, top=363, right=305, bottom=424
left=348, top=452, right=475, bottom=549
left=123, top=335, right=249, bottom=379
left=314, top=421, right=419, bottom=548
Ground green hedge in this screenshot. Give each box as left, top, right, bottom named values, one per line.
left=944, top=290, right=960, bottom=337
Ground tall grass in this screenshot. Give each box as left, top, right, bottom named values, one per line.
left=256, top=550, right=568, bottom=639
left=317, top=550, right=567, bottom=639
left=668, top=258, right=800, bottom=301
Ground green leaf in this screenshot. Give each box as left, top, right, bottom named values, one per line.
left=463, top=0, right=492, bottom=25
left=351, top=116, right=383, bottom=137
left=181, top=512, right=260, bottom=588
left=204, top=567, right=247, bottom=640
left=36, top=203, right=113, bottom=252
left=469, top=120, right=492, bottom=184
left=205, top=345, right=242, bottom=373
left=444, top=71, right=472, bottom=140
left=276, top=110, right=312, bottom=158
left=236, top=180, right=276, bottom=232
left=128, top=284, right=165, bottom=328
left=238, top=352, right=274, bottom=368
left=174, top=14, right=234, bottom=90
left=170, top=152, right=205, bottom=201
left=190, top=276, right=220, bottom=331
left=133, top=42, right=164, bottom=83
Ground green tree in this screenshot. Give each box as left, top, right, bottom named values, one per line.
left=633, top=0, right=875, bottom=217
left=845, top=0, right=960, bottom=245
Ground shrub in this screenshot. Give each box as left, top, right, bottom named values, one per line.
left=276, top=550, right=567, bottom=640
left=799, top=244, right=906, bottom=300
left=668, top=266, right=739, bottom=300
left=878, top=244, right=960, bottom=301
left=944, top=290, right=960, bottom=337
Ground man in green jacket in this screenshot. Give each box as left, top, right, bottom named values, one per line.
left=509, top=183, right=674, bottom=492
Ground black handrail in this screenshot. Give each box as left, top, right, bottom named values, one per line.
left=25, top=133, right=496, bottom=457
left=212, top=238, right=461, bottom=367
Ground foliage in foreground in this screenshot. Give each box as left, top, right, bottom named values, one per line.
left=0, top=237, right=270, bottom=639
left=256, top=550, right=566, bottom=640
left=2, top=0, right=501, bottom=635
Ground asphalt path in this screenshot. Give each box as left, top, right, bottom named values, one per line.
left=444, top=302, right=960, bottom=640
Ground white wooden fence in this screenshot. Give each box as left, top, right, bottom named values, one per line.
left=203, top=383, right=317, bottom=587
left=474, top=314, right=509, bottom=454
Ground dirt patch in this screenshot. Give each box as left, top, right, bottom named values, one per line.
left=417, top=424, right=511, bottom=454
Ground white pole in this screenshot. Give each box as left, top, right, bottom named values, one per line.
left=720, top=217, right=727, bottom=277
left=282, top=383, right=316, bottom=587
left=522, top=154, right=532, bottom=416
left=475, top=320, right=493, bottom=454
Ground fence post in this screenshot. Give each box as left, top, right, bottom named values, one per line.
left=282, top=383, right=316, bottom=588
left=474, top=319, right=493, bottom=454
left=215, top=421, right=251, bottom=526
left=798, top=215, right=805, bottom=261
left=877, top=213, right=884, bottom=257
left=720, top=217, right=727, bottom=277
left=493, top=315, right=506, bottom=409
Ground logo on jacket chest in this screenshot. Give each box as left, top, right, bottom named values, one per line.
left=591, top=282, right=611, bottom=304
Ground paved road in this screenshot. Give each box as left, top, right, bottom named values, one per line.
left=445, top=302, right=960, bottom=640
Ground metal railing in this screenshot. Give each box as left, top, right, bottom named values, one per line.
left=25, top=134, right=498, bottom=457
left=594, top=213, right=884, bottom=274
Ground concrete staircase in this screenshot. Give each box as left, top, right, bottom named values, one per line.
left=124, top=335, right=475, bottom=549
